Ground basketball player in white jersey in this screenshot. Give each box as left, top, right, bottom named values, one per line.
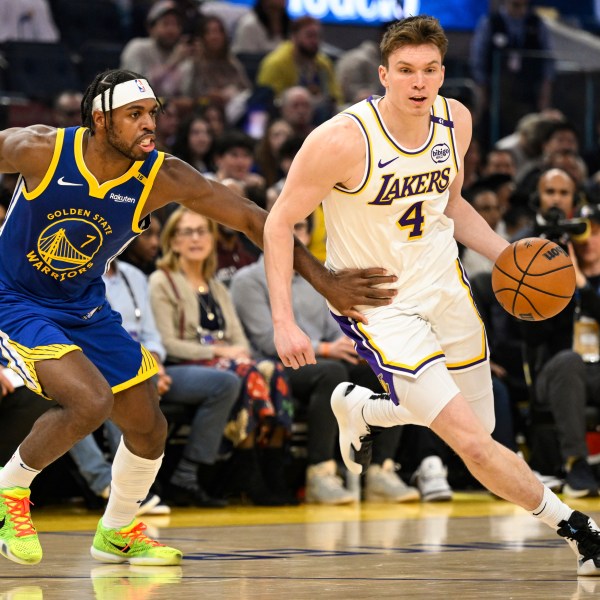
left=264, top=16, right=600, bottom=576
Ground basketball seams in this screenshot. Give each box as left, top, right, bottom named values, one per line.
left=492, top=237, right=575, bottom=321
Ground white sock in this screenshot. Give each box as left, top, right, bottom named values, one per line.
left=362, top=397, right=405, bottom=427
left=531, top=485, right=573, bottom=529
left=102, top=437, right=163, bottom=529
left=0, top=447, right=41, bottom=489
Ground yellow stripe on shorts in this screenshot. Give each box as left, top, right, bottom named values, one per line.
left=111, top=344, right=158, bottom=395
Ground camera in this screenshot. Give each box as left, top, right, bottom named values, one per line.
left=535, top=206, right=590, bottom=243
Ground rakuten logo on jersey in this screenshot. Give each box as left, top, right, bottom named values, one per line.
left=110, top=192, right=136, bottom=204
left=288, top=0, right=419, bottom=22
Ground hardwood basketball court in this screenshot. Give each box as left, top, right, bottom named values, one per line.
left=1, top=493, right=599, bottom=599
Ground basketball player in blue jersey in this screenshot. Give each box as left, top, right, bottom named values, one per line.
left=264, top=16, right=600, bottom=576
left=0, top=69, right=397, bottom=567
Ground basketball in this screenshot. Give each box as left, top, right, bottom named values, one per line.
left=491, top=237, right=576, bottom=321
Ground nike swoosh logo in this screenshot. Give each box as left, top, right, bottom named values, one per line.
left=0, top=517, right=5, bottom=530
left=19, top=462, right=38, bottom=472
left=377, top=157, right=399, bottom=168
left=57, top=176, right=83, bottom=187
left=108, top=540, right=131, bottom=553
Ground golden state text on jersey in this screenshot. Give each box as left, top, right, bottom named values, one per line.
left=0, top=127, right=164, bottom=307
left=322, top=95, right=460, bottom=300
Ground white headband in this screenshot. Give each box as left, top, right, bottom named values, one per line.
left=92, top=78, right=156, bottom=112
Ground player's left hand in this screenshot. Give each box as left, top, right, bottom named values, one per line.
left=325, top=267, right=397, bottom=324
left=274, top=322, right=316, bottom=369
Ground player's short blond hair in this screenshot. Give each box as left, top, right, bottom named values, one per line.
left=380, top=16, right=448, bottom=67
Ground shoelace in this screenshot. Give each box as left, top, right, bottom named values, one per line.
left=559, top=519, right=600, bottom=558
left=116, top=522, right=164, bottom=551
left=2, top=493, right=36, bottom=537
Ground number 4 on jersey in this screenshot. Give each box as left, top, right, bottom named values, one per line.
left=396, top=201, right=424, bottom=239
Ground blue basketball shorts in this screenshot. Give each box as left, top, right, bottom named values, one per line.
left=0, top=291, right=157, bottom=399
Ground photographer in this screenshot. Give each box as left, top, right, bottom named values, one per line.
left=518, top=167, right=600, bottom=497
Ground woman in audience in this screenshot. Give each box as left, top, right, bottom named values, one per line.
left=254, top=117, right=293, bottom=188
left=171, top=113, right=215, bottom=175
left=148, top=207, right=295, bottom=505
left=231, top=0, right=290, bottom=55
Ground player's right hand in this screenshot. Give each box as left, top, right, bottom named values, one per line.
left=274, top=323, right=316, bottom=369
left=326, top=267, right=397, bottom=324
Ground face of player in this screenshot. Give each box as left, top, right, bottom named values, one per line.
left=538, top=170, right=575, bottom=218
left=171, top=212, right=214, bottom=266
left=105, top=99, right=159, bottom=161
left=379, top=44, right=445, bottom=117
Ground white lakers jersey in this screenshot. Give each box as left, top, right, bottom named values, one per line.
left=323, top=95, right=460, bottom=305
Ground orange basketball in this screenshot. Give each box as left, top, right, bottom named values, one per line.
left=491, top=237, right=576, bottom=321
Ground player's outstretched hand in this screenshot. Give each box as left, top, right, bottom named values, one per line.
left=326, top=268, right=397, bottom=324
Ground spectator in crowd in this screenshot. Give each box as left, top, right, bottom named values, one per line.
left=171, top=114, right=215, bottom=175
left=232, top=0, right=290, bottom=55
left=154, top=99, right=181, bottom=152
left=266, top=134, right=305, bottom=211
left=335, top=40, right=384, bottom=105
left=254, top=118, right=293, bottom=188
left=230, top=218, right=420, bottom=504
left=277, top=86, right=316, bottom=138
left=463, top=138, right=482, bottom=190
left=516, top=122, right=582, bottom=198
left=481, top=148, right=517, bottom=179
left=516, top=168, right=599, bottom=495
left=52, top=91, right=83, bottom=128
left=470, top=0, right=554, bottom=145
left=70, top=256, right=240, bottom=509
left=200, top=101, right=227, bottom=138
left=0, top=0, right=59, bottom=43
left=149, top=208, right=296, bottom=505
left=120, top=0, right=196, bottom=100
left=257, top=17, right=343, bottom=122
left=187, top=15, right=252, bottom=116
left=461, top=184, right=503, bottom=278
left=120, top=217, right=162, bottom=276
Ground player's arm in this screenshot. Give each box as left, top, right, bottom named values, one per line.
left=443, top=100, right=509, bottom=262
left=0, top=126, right=56, bottom=178
left=147, top=155, right=396, bottom=321
left=264, top=118, right=369, bottom=368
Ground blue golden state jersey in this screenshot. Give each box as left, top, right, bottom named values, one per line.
left=0, top=126, right=164, bottom=307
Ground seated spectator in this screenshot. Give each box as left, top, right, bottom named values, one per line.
left=231, top=218, right=421, bottom=504
left=254, top=117, right=293, bottom=188
left=277, top=85, right=316, bottom=138
left=335, top=40, right=384, bottom=106
left=199, top=101, right=227, bottom=138
left=171, top=113, right=215, bottom=175
left=231, top=0, right=290, bottom=55
left=120, top=0, right=196, bottom=101
left=187, top=15, right=252, bottom=119
left=52, top=91, right=83, bottom=128
left=0, top=0, right=59, bottom=43
left=461, top=183, right=503, bottom=278
left=257, top=17, right=343, bottom=123
left=149, top=207, right=296, bottom=505
left=120, top=216, right=162, bottom=276
left=481, top=148, right=517, bottom=179
left=155, top=99, right=181, bottom=153
left=266, top=134, right=304, bottom=211
left=70, top=258, right=239, bottom=508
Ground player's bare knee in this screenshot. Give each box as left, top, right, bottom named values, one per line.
left=455, top=434, right=495, bottom=467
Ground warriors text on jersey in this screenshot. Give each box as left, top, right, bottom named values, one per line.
left=323, top=94, right=460, bottom=305
left=0, top=126, right=164, bottom=309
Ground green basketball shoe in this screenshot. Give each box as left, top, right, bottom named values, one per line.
left=0, top=486, right=43, bottom=565
left=90, top=519, right=182, bottom=566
